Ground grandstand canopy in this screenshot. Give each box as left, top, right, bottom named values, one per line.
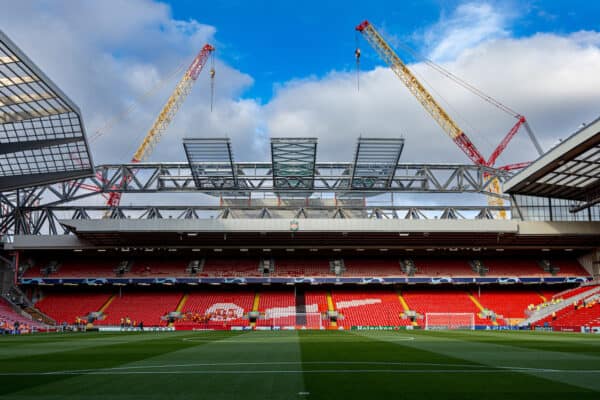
left=504, top=116, right=600, bottom=209
left=183, top=138, right=237, bottom=189
left=0, top=29, right=93, bottom=191
left=350, top=137, right=404, bottom=189
left=271, top=138, right=317, bottom=191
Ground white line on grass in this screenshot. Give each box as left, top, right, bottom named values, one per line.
left=1, top=369, right=600, bottom=376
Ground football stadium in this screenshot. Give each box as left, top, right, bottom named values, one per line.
left=1, top=6, right=600, bottom=400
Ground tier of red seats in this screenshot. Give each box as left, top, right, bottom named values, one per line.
left=414, top=259, right=476, bottom=277
left=125, top=260, right=189, bottom=277
left=550, top=303, right=600, bottom=328
left=402, top=288, right=492, bottom=326
left=343, top=259, right=403, bottom=276
left=551, top=260, right=588, bottom=276
left=552, top=285, right=597, bottom=300
left=332, top=289, right=410, bottom=327
left=35, top=292, right=111, bottom=325
left=200, top=258, right=261, bottom=277
left=1, top=298, right=46, bottom=330
left=176, top=290, right=254, bottom=327
left=23, top=258, right=588, bottom=278
left=305, top=291, right=329, bottom=313
left=483, top=259, right=545, bottom=277
left=96, top=292, right=182, bottom=326
left=274, top=259, right=332, bottom=277
left=474, top=288, right=551, bottom=320
left=256, top=290, right=296, bottom=327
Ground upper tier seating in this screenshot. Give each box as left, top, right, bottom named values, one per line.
left=332, top=289, right=410, bottom=327
left=25, top=260, right=116, bottom=278
left=96, top=292, right=182, bottom=326
left=414, top=259, right=477, bottom=277
left=125, top=260, right=189, bottom=277
left=200, top=258, right=261, bottom=277
left=551, top=260, right=589, bottom=276
left=273, top=259, right=332, bottom=277
left=343, top=259, right=403, bottom=276
left=35, top=292, right=111, bottom=325
left=483, top=259, right=547, bottom=277
left=177, top=290, right=254, bottom=327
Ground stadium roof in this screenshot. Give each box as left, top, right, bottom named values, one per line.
left=350, top=137, right=404, bottom=189
left=183, top=138, right=237, bottom=189
left=7, top=219, right=598, bottom=250
left=0, top=29, right=93, bottom=191
left=271, top=137, right=317, bottom=191
left=504, top=116, right=600, bottom=210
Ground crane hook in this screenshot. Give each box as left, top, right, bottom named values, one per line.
left=355, top=47, right=361, bottom=92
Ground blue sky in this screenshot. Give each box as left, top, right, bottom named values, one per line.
left=165, top=0, right=600, bottom=102
left=3, top=0, right=600, bottom=168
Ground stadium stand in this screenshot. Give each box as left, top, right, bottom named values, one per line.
left=125, top=259, right=189, bottom=277
left=474, top=287, right=555, bottom=322
left=343, top=259, right=403, bottom=276
left=402, top=288, right=493, bottom=326
left=200, top=258, right=261, bottom=277
left=96, top=292, right=182, bottom=326
left=332, top=288, right=410, bottom=327
left=273, top=258, right=332, bottom=277
left=35, top=292, right=111, bottom=325
left=256, top=290, right=296, bottom=327
left=483, top=259, right=547, bottom=277
left=413, top=259, right=476, bottom=277
left=1, top=297, right=47, bottom=331
left=176, top=290, right=254, bottom=328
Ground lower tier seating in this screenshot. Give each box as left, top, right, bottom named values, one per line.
left=402, top=288, right=492, bottom=326
left=30, top=284, right=594, bottom=329
left=332, top=289, right=410, bottom=327
left=96, top=292, right=182, bottom=326
left=176, top=290, right=254, bottom=328
left=35, top=292, right=111, bottom=325
left=1, top=298, right=47, bottom=331
left=256, top=290, right=296, bottom=327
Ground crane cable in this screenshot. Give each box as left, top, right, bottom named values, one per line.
left=210, top=51, right=216, bottom=112
left=89, top=58, right=189, bottom=143
left=392, top=40, right=520, bottom=118
left=355, top=31, right=361, bottom=92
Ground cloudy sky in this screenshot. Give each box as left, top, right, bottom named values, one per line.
left=1, top=0, right=599, bottom=170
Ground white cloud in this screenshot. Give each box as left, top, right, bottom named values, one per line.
left=424, top=2, right=513, bottom=62
left=2, top=1, right=600, bottom=210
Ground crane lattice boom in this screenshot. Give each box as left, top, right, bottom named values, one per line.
left=356, top=20, right=486, bottom=165
left=106, top=44, right=215, bottom=208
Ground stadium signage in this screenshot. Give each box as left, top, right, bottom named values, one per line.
left=20, top=276, right=592, bottom=286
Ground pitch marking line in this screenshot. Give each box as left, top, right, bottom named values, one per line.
left=2, top=369, right=600, bottom=376
left=181, top=335, right=416, bottom=343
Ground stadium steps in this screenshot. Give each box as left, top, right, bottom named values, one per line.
left=397, top=290, right=418, bottom=327
left=520, top=285, right=600, bottom=327
left=326, top=291, right=337, bottom=327
left=175, top=293, right=189, bottom=312
left=468, top=292, right=498, bottom=326
left=169, top=293, right=189, bottom=327
left=24, top=305, right=55, bottom=326
left=98, top=293, right=116, bottom=314
left=250, top=291, right=260, bottom=328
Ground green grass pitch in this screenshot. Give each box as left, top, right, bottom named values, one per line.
left=0, top=330, right=599, bottom=399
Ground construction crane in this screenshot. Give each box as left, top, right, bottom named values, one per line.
left=105, top=43, right=215, bottom=209
left=355, top=20, right=543, bottom=217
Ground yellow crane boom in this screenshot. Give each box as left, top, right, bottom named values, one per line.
left=106, top=44, right=215, bottom=208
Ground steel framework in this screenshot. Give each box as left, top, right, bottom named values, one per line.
left=0, top=161, right=514, bottom=237
left=0, top=29, right=93, bottom=191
